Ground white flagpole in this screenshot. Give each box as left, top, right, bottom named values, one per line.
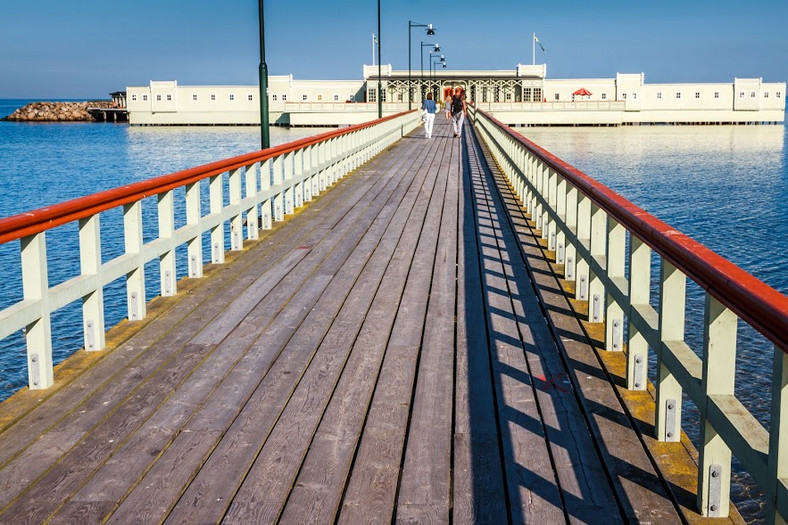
left=532, top=33, right=536, bottom=65
left=372, top=33, right=376, bottom=66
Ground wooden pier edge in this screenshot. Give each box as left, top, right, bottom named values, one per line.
left=471, top=124, right=747, bottom=525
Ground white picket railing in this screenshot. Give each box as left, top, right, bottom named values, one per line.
left=0, top=110, right=419, bottom=392
left=469, top=105, right=788, bottom=522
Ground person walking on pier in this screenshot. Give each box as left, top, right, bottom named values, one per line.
left=421, top=92, right=438, bottom=139
left=450, top=86, right=466, bottom=138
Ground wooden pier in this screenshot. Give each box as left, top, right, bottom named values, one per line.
left=0, top=118, right=745, bottom=523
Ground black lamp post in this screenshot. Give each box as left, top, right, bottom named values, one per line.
left=420, top=42, right=439, bottom=102
left=408, top=21, right=434, bottom=110
left=431, top=55, right=445, bottom=100
left=258, top=0, right=270, bottom=149
left=377, top=0, right=382, bottom=118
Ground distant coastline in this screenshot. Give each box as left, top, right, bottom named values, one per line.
left=0, top=100, right=114, bottom=122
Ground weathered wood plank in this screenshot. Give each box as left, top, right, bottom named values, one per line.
left=453, top=129, right=508, bottom=524
left=395, top=135, right=459, bottom=523
left=338, top=134, right=453, bottom=524
left=279, top=136, right=451, bottom=524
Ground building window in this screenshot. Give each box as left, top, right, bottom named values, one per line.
left=156, top=94, right=162, bottom=101
left=282, top=94, right=287, bottom=101
left=333, top=94, right=339, bottom=101
left=398, top=93, right=404, bottom=101
left=505, top=92, right=512, bottom=101
left=142, top=94, right=148, bottom=101
left=272, top=94, right=278, bottom=101
left=778, top=92, right=783, bottom=99
left=533, top=88, right=542, bottom=101
left=622, top=93, right=627, bottom=100
left=317, top=94, right=323, bottom=101
left=656, top=92, right=662, bottom=99
left=348, top=94, right=355, bottom=102
left=229, top=94, right=235, bottom=101
left=633, top=93, right=638, bottom=100
left=739, top=92, right=745, bottom=98
left=765, top=92, right=770, bottom=98
left=211, top=94, right=216, bottom=101
left=192, top=94, right=198, bottom=101
left=695, top=92, right=700, bottom=99
left=166, top=94, right=172, bottom=101
left=302, top=94, right=308, bottom=101
left=676, top=92, right=681, bottom=99
left=554, top=93, right=560, bottom=101
left=131, top=94, right=137, bottom=101
left=368, top=88, right=377, bottom=102
left=248, top=94, right=254, bottom=101
left=714, top=92, right=720, bottom=99
left=751, top=91, right=756, bottom=98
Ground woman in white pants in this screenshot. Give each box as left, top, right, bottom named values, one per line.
left=421, top=92, right=437, bottom=139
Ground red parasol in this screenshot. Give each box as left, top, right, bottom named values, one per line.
left=572, top=88, right=592, bottom=96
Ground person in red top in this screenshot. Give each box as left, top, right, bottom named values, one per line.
left=450, top=86, right=467, bottom=138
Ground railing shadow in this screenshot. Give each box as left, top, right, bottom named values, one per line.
left=459, top=123, right=642, bottom=523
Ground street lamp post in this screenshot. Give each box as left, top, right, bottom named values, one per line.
left=377, top=0, right=382, bottom=118
left=408, top=21, right=434, bottom=110
left=431, top=55, right=445, bottom=100
left=420, top=42, right=439, bottom=103
left=258, top=0, right=270, bottom=149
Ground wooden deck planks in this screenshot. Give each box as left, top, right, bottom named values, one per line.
left=0, top=117, right=706, bottom=525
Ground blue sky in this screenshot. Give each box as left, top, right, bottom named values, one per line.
left=1, top=0, right=786, bottom=99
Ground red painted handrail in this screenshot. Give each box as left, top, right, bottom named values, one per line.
left=0, top=110, right=415, bottom=245
left=477, top=108, right=788, bottom=352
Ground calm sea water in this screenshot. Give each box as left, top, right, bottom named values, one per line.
left=1, top=99, right=785, bottom=520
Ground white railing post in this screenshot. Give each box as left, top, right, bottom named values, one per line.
left=79, top=215, right=105, bottom=352
left=273, top=155, right=284, bottom=222
left=564, top=184, right=579, bottom=283
left=304, top=145, right=314, bottom=203
left=124, top=201, right=146, bottom=321
left=283, top=151, right=295, bottom=216
left=210, top=174, right=225, bottom=263
left=245, top=164, right=259, bottom=240
left=627, top=236, right=651, bottom=390
left=294, top=149, right=304, bottom=209
left=260, top=160, right=273, bottom=230
left=185, top=181, right=203, bottom=278
left=546, top=168, right=557, bottom=251
left=656, top=260, right=685, bottom=442
left=21, top=232, right=53, bottom=389
left=555, top=175, right=567, bottom=267
left=229, top=167, right=243, bottom=251
left=697, top=295, right=736, bottom=517
left=769, top=346, right=788, bottom=523
left=158, top=190, right=176, bottom=297
left=605, top=218, right=626, bottom=350
left=575, top=194, right=591, bottom=302
left=588, top=204, right=607, bottom=323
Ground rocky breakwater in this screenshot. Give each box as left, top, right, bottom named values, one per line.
left=1, top=101, right=115, bottom=122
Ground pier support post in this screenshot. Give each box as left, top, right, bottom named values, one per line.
left=79, top=215, right=106, bottom=351
left=605, top=218, right=625, bottom=350
left=229, top=168, right=243, bottom=251
left=124, top=201, right=146, bottom=321
left=627, top=237, right=651, bottom=390
left=158, top=190, right=177, bottom=296
left=185, top=182, right=203, bottom=277
left=210, top=174, right=225, bottom=263
left=656, top=261, right=685, bottom=442
left=769, top=347, right=788, bottom=523
left=21, top=232, right=53, bottom=389
left=697, top=296, right=735, bottom=517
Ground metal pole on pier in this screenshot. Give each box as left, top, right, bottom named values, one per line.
left=259, top=0, right=270, bottom=149
left=377, top=0, right=382, bottom=118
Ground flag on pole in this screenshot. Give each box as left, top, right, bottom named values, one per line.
left=534, top=34, right=545, bottom=52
